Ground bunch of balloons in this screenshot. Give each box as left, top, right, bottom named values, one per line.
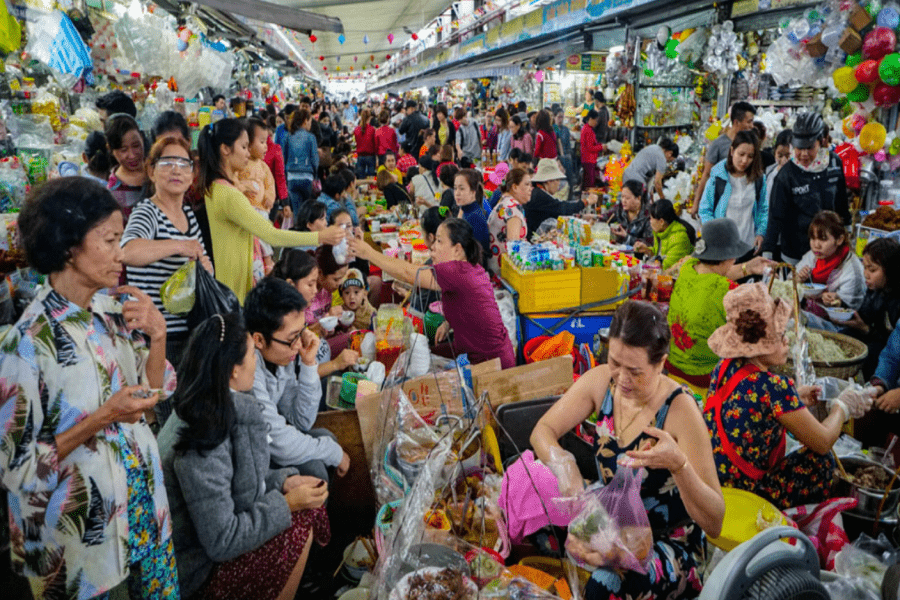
left=832, top=22, right=900, bottom=107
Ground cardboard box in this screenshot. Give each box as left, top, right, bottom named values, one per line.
left=840, top=27, right=862, bottom=54
left=805, top=33, right=827, bottom=58
left=473, top=356, right=573, bottom=408
left=849, top=3, right=873, bottom=32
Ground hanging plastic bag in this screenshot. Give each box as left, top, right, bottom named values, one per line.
left=566, top=467, right=653, bottom=573
left=186, top=264, right=240, bottom=328
left=159, top=260, right=197, bottom=316
left=25, top=10, right=93, bottom=88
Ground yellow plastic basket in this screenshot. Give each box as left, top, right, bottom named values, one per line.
left=501, top=255, right=581, bottom=313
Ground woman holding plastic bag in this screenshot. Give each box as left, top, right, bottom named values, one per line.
left=531, top=301, right=724, bottom=600
left=122, top=135, right=213, bottom=369
left=704, top=283, right=874, bottom=509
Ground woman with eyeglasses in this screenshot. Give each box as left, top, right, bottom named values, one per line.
left=122, top=135, right=213, bottom=373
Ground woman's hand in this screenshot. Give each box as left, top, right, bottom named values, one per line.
left=199, top=255, right=214, bottom=275
left=119, top=285, right=166, bottom=341
left=100, top=385, right=159, bottom=425
left=842, top=311, right=868, bottom=332
left=797, top=385, right=822, bottom=407
left=337, top=451, right=351, bottom=477
left=545, top=446, right=585, bottom=497
left=876, top=388, right=900, bottom=414
left=298, top=328, right=321, bottom=367
left=610, top=223, right=626, bottom=239
left=335, top=348, right=360, bottom=370
left=285, top=479, right=329, bottom=511
left=348, top=236, right=376, bottom=261
left=329, top=305, right=345, bottom=317
left=434, top=321, right=451, bottom=343
left=282, top=474, right=323, bottom=493
left=633, top=241, right=650, bottom=254
left=796, top=266, right=812, bottom=282
left=821, top=292, right=841, bottom=307
left=623, top=427, right=686, bottom=473
left=744, top=256, right=775, bottom=276
left=754, top=235, right=764, bottom=254
left=177, top=239, right=205, bottom=260
left=584, top=193, right=599, bottom=207
left=319, top=225, right=346, bottom=246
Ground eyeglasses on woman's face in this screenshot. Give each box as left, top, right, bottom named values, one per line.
left=155, top=156, right=194, bottom=172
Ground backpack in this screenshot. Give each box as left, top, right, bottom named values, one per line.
left=713, top=176, right=764, bottom=215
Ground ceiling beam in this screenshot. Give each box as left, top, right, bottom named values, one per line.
left=276, top=0, right=393, bottom=8
left=185, top=0, right=344, bottom=33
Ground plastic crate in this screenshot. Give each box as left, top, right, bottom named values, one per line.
left=501, top=255, right=581, bottom=313
left=520, top=312, right=613, bottom=348
left=580, top=266, right=629, bottom=309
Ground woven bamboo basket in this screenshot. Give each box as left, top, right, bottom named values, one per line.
left=773, top=329, right=868, bottom=380
left=767, top=265, right=868, bottom=380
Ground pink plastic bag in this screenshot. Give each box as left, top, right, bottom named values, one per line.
left=565, top=467, right=653, bottom=573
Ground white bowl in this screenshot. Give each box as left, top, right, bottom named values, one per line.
left=340, top=310, right=356, bottom=326
left=319, top=316, right=339, bottom=331
left=799, top=283, right=826, bottom=299
left=824, top=306, right=854, bottom=322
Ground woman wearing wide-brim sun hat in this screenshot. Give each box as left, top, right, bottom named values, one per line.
left=703, top=282, right=874, bottom=509
left=524, top=158, right=597, bottom=235
left=665, top=218, right=774, bottom=395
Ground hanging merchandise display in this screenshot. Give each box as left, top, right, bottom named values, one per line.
left=24, top=10, right=94, bottom=88
left=702, top=21, right=743, bottom=77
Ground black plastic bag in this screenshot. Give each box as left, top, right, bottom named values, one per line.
left=187, top=265, right=241, bottom=329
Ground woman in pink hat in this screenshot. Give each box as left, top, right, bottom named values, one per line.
left=704, top=282, right=874, bottom=509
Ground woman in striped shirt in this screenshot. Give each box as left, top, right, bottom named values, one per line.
left=122, top=135, right=212, bottom=371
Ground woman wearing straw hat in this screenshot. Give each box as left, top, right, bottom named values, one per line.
left=524, top=158, right=597, bottom=234
left=665, top=219, right=773, bottom=395
left=704, top=283, right=874, bottom=509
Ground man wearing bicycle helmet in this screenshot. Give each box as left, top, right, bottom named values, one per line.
left=762, top=112, right=850, bottom=264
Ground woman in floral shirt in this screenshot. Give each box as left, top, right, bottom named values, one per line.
left=705, top=283, right=872, bottom=509
left=0, top=178, right=178, bottom=599
left=487, top=168, right=532, bottom=273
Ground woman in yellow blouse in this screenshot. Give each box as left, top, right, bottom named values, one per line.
left=197, top=118, right=344, bottom=303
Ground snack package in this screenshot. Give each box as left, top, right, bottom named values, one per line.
left=566, top=467, right=653, bottom=573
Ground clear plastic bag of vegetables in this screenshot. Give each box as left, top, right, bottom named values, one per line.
left=566, top=466, right=653, bottom=573
left=159, top=260, right=196, bottom=315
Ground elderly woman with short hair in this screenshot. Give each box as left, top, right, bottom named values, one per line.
left=0, top=177, right=178, bottom=599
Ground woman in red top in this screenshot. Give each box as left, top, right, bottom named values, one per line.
left=532, top=109, right=558, bottom=163
left=375, top=109, right=399, bottom=164
left=354, top=108, right=378, bottom=178
left=264, top=116, right=289, bottom=205
left=580, top=110, right=604, bottom=188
